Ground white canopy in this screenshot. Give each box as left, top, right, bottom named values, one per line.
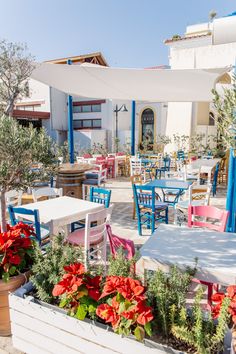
left=31, top=62, right=230, bottom=102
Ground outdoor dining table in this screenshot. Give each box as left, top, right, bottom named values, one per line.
left=189, top=158, right=221, bottom=173
left=136, top=224, right=236, bottom=285
left=145, top=179, right=192, bottom=203
left=18, top=196, right=104, bottom=236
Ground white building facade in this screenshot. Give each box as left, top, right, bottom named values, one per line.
left=164, top=13, right=236, bottom=151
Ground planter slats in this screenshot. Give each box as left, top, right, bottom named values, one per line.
left=13, top=337, right=51, bottom=354
left=11, top=309, right=116, bottom=354
left=10, top=293, right=166, bottom=354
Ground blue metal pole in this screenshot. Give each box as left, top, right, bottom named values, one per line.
left=131, top=101, right=136, bottom=155
left=67, top=59, right=74, bottom=164
left=226, top=148, right=234, bottom=231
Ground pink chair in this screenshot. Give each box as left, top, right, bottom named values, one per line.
left=83, top=153, right=92, bottom=158
left=106, top=224, right=135, bottom=260
left=188, top=205, right=229, bottom=232
left=106, top=157, right=115, bottom=178
left=116, top=152, right=125, bottom=156
left=188, top=205, right=229, bottom=309
left=96, top=156, right=107, bottom=170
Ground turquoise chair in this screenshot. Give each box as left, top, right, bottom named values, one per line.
left=8, top=205, right=50, bottom=246
left=71, top=187, right=112, bottom=232
left=133, top=184, right=168, bottom=235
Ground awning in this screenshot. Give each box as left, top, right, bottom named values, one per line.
left=31, top=62, right=231, bottom=102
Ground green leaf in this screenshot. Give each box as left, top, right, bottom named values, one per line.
left=124, top=319, right=133, bottom=329
left=144, top=322, right=152, bottom=337
left=116, top=292, right=124, bottom=303
left=118, top=301, right=126, bottom=314
left=107, top=298, right=113, bottom=306
left=9, top=266, right=17, bottom=275
left=59, top=298, right=68, bottom=308
left=76, top=304, right=87, bottom=321
left=134, top=326, right=145, bottom=342
left=88, top=304, right=97, bottom=314
left=2, top=272, right=10, bottom=283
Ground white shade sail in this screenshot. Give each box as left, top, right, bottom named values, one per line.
left=31, top=62, right=230, bottom=102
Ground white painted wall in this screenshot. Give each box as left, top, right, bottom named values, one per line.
left=165, top=15, right=236, bottom=146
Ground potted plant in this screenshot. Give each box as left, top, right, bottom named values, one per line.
left=0, top=222, right=36, bottom=335
left=9, top=248, right=233, bottom=354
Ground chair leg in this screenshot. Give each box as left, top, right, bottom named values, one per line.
left=165, top=208, right=168, bottom=224
left=132, top=202, right=136, bottom=219
left=137, top=217, right=142, bottom=236
left=151, top=212, right=155, bottom=234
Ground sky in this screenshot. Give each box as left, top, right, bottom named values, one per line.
left=0, top=0, right=235, bottom=68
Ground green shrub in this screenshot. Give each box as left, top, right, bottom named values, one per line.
left=107, top=248, right=138, bottom=278
left=147, top=263, right=196, bottom=338
left=30, top=234, right=83, bottom=303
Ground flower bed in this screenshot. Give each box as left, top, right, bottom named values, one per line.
left=9, top=282, right=181, bottom=354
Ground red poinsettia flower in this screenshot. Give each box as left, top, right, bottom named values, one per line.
left=211, top=292, right=225, bottom=303
left=8, top=254, right=21, bottom=265
left=86, top=275, right=101, bottom=301
left=64, top=263, right=85, bottom=275
left=96, top=304, right=121, bottom=328
left=227, top=286, right=236, bottom=299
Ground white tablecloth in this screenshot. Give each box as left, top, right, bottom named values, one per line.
left=189, top=158, right=221, bottom=171
left=18, top=196, right=104, bottom=235
left=137, top=224, right=236, bottom=285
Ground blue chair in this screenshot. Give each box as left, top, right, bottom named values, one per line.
left=155, top=156, right=171, bottom=179
left=212, top=163, right=220, bottom=197
left=8, top=205, right=50, bottom=246
left=177, top=150, right=185, bottom=161
left=71, top=187, right=112, bottom=232
left=133, top=184, right=168, bottom=235
left=90, top=187, right=111, bottom=207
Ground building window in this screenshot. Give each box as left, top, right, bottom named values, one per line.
left=73, top=103, right=101, bottom=113
left=73, top=119, right=101, bottom=129
left=141, top=108, right=154, bottom=144
left=17, top=119, right=42, bottom=129
left=73, top=106, right=82, bottom=113
left=209, top=112, right=215, bottom=126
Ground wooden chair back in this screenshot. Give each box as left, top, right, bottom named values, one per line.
left=188, top=205, right=229, bottom=232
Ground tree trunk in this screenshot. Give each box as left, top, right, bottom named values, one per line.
left=0, top=190, right=7, bottom=232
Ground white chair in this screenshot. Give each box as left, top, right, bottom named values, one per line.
left=32, top=187, right=63, bottom=202
left=175, top=183, right=212, bottom=225
left=66, top=207, right=112, bottom=270
left=82, top=164, right=107, bottom=200
left=183, top=164, right=200, bottom=183
left=5, top=190, right=23, bottom=207
left=130, top=157, right=142, bottom=176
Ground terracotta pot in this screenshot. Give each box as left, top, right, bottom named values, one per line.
left=0, top=271, right=30, bottom=336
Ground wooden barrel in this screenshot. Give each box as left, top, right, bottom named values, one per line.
left=56, top=163, right=92, bottom=199
left=0, top=271, right=30, bottom=336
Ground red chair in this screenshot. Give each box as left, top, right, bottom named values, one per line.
left=188, top=205, right=229, bottom=232
left=106, top=157, right=115, bottom=178
left=106, top=224, right=135, bottom=260
left=96, top=156, right=107, bottom=170
left=83, top=153, right=92, bottom=158
left=116, top=152, right=125, bottom=156
left=188, top=205, right=229, bottom=309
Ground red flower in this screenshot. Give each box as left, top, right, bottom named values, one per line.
left=211, top=293, right=225, bottom=303
left=96, top=304, right=121, bottom=328
left=9, top=254, right=21, bottom=265
left=64, top=263, right=85, bottom=275
left=86, top=275, right=101, bottom=301
left=227, top=286, right=236, bottom=299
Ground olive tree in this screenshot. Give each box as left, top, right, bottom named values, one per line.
left=212, top=76, right=236, bottom=150
left=0, top=39, right=34, bottom=115
left=0, top=116, right=59, bottom=231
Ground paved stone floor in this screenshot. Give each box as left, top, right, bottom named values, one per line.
left=0, top=177, right=227, bottom=353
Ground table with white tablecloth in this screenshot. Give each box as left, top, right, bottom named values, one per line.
left=136, top=224, right=236, bottom=285
left=18, top=196, right=104, bottom=235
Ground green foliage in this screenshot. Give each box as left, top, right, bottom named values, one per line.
left=171, top=288, right=231, bottom=354
left=213, top=76, right=236, bottom=150
left=30, top=234, right=83, bottom=303
left=147, top=263, right=196, bottom=338
left=0, top=116, right=59, bottom=230
left=173, top=134, right=189, bottom=152
left=0, top=39, right=34, bottom=115
left=107, top=248, right=138, bottom=278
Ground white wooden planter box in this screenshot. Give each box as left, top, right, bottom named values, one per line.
left=9, top=282, right=186, bottom=354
